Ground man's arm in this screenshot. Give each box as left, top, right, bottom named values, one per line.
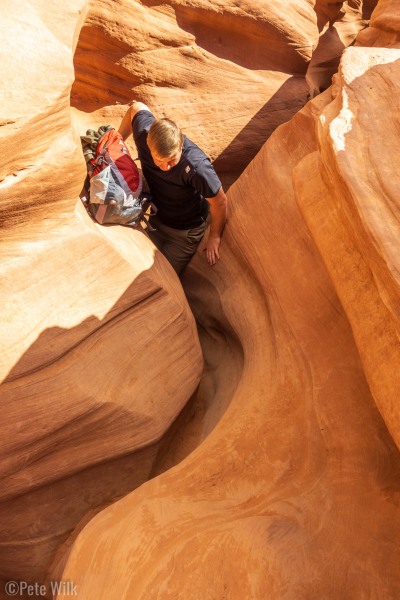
left=205, top=186, right=228, bottom=266
left=118, top=101, right=151, bottom=140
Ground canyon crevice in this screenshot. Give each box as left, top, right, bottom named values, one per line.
left=1, top=0, right=400, bottom=598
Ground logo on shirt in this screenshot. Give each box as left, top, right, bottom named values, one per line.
left=185, top=165, right=190, bottom=174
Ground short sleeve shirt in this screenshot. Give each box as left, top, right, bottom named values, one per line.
left=133, top=110, right=221, bottom=229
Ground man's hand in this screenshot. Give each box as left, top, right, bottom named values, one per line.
left=204, top=187, right=227, bottom=266
left=205, top=233, right=221, bottom=266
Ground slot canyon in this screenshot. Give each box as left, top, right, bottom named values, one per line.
left=1, top=0, right=400, bottom=598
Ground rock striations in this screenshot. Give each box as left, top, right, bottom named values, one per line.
left=1, top=0, right=203, bottom=588
left=2, top=0, right=400, bottom=598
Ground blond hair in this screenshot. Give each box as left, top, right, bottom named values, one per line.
left=147, top=118, right=183, bottom=159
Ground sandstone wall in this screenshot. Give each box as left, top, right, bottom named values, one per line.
left=53, top=3, right=400, bottom=599
left=356, top=0, right=400, bottom=46
left=0, top=0, right=203, bottom=588
left=71, top=0, right=318, bottom=187
left=55, top=41, right=400, bottom=600
left=3, top=0, right=399, bottom=597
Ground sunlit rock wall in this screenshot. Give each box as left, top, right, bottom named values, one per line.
left=356, top=0, right=400, bottom=47
left=71, top=0, right=319, bottom=187
left=3, top=0, right=396, bottom=596
left=59, top=35, right=400, bottom=600
left=54, top=3, right=400, bottom=599
left=56, top=66, right=400, bottom=600
left=0, top=0, right=203, bottom=586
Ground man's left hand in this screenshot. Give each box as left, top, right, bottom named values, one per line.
left=204, top=186, right=227, bottom=267
left=205, top=234, right=221, bottom=266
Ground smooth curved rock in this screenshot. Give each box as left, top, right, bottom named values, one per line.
left=306, top=0, right=376, bottom=97
left=3, top=0, right=400, bottom=596
left=0, top=0, right=203, bottom=585
left=296, top=45, right=400, bottom=452
left=71, top=0, right=320, bottom=187
left=356, top=0, right=400, bottom=47
left=54, top=42, right=400, bottom=600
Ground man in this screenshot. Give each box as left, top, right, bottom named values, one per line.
left=118, top=102, right=227, bottom=274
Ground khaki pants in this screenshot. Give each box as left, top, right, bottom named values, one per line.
left=147, top=215, right=208, bottom=275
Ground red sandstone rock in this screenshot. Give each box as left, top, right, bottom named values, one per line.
left=297, top=45, right=400, bottom=453
left=0, top=0, right=203, bottom=585
left=2, top=0, right=400, bottom=597
left=306, top=2, right=372, bottom=97
left=54, top=21, right=400, bottom=600
left=71, top=0, right=319, bottom=186
left=356, top=0, right=400, bottom=47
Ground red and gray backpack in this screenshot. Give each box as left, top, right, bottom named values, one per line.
left=80, top=127, right=156, bottom=227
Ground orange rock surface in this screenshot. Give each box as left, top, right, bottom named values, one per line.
left=2, top=0, right=400, bottom=598
left=55, top=43, right=400, bottom=600
left=356, top=0, right=400, bottom=47
left=0, top=0, right=203, bottom=587
left=71, top=0, right=318, bottom=187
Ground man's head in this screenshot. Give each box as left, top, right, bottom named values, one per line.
left=147, top=118, right=184, bottom=171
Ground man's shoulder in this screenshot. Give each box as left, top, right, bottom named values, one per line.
left=180, top=137, right=221, bottom=197
left=181, top=137, right=210, bottom=169
left=132, top=109, right=155, bottom=132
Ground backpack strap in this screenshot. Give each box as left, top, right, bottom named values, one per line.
left=88, top=143, right=109, bottom=178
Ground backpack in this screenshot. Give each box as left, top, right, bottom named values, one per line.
left=80, top=127, right=156, bottom=227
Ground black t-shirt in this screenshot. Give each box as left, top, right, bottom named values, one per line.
left=133, top=110, right=221, bottom=229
